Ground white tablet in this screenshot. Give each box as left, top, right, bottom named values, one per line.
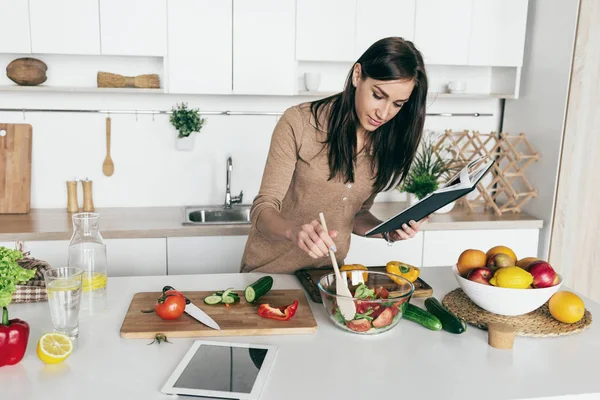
left=161, top=340, right=278, bottom=400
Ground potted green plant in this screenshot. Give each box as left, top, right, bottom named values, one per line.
left=169, top=102, right=206, bottom=151
left=0, top=246, right=35, bottom=367
left=399, top=138, right=464, bottom=211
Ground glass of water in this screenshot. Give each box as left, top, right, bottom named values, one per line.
left=44, top=267, right=83, bottom=339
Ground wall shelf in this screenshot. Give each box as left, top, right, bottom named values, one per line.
left=0, top=85, right=164, bottom=94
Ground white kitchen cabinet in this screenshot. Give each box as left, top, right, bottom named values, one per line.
left=103, top=238, right=167, bottom=277
left=233, top=0, right=295, bottom=95
left=29, top=0, right=100, bottom=55
left=422, top=229, right=540, bottom=267
left=295, top=0, right=357, bottom=62
left=0, top=241, right=19, bottom=251
left=22, top=240, right=70, bottom=269
left=468, top=0, right=529, bottom=67
left=355, top=0, right=416, bottom=57
left=344, top=233, right=423, bottom=267
left=414, top=0, right=472, bottom=65
left=166, top=0, right=232, bottom=94
left=100, top=0, right=167, bottom=56
left=167, top=236, right=248, bottom=275
left=20, top=239, right=166, bottom=277
left=0, top=0, right=31, bottom=53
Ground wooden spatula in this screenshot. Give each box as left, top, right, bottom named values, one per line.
left=319, top=212, right=356, bottom=320
left=102, top=117, right=114, bottom=177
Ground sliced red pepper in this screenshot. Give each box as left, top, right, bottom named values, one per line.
left=257, top=300, right=299, bottom=321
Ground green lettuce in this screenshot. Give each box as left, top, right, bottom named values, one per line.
left=0, top=246, right=35, bottom=308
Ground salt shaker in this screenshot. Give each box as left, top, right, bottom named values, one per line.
left=66, top=180, right=79, bottom=213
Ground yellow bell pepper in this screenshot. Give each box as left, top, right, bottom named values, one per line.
left=386, top=261, right=420, bottom=283
left=340, top=264, right=368, bottom=282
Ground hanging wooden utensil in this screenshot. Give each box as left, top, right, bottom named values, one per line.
left=102, top=117, right=114, bottom=177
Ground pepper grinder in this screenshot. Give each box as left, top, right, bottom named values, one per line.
left=66, top=180, right=80, bottom=213
left=81, top=178, right=95, bottom=212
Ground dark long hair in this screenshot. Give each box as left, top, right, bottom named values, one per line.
left=310, top=37, right=428, bottom=193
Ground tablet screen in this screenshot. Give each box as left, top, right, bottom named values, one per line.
left=173, top=344, right=268, bottom=394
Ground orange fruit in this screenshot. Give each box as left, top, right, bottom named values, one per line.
left=516, top=257, right=539, bottom=269
left=549, top=291, right=585, bottom=323
left=486, top=246, right=517, bottom=264
left=457, top=249, right=487, bottom=277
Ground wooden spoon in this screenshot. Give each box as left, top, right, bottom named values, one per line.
left=102, top=117, right=114, bottom=176
left=319, top=212, right=356, bottom=321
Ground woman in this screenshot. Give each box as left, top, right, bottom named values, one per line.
left=241, top=37, right=429, bottom=274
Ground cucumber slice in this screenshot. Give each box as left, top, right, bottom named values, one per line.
left=222, top=288, right=234, bottom=298
left=222, top=295, right=236, bottom=304
left=203, top=295, right=222, bottom=305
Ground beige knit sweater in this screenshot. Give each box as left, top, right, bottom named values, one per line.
left=240, top=103, right=378, bottom=274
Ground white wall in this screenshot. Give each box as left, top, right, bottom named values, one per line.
left=501, top=0, right=580, bottom=259
left=0, top=90, right=501, bottom=209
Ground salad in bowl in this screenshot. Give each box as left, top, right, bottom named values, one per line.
left=317, top=270, right=414, bottom=334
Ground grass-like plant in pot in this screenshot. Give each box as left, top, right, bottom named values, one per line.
left=399, top=138, right=464, bottom=201
left=169, top=102, right=206, bottom=138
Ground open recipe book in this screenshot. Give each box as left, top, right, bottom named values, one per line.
left=365, top=156, right=495, bottom=237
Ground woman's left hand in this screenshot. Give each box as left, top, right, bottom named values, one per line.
left=385, top=217, right=429, bottom=242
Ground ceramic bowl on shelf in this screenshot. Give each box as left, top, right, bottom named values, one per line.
left=317, top=270, right=414, bottom=335
left=452, top=265, right=563, bottom=316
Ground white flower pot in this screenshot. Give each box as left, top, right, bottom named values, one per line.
left=407, top=193, right=419, bottom=206
left=175, top=134, right=195, bottom=151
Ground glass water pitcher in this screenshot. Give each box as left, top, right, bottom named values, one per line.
left=67, top=212, right=108, bottom=315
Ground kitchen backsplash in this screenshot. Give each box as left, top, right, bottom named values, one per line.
left=0, top=91, right=500, bottom=209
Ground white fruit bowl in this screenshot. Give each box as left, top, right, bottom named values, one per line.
left=452, top=265, right=563, bottom=316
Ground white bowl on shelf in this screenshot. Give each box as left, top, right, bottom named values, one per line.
left=452, top=265, right=563, bottom=316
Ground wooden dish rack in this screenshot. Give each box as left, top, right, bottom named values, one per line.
left=433, top=129, right=541, bottom=216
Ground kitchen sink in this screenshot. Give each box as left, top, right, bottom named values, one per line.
left=182, top=205, right=251, bottom=225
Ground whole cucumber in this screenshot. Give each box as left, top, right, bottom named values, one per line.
left=424, top=297, right=467, bottom=334
left=403, top=303, right=442, bottom=331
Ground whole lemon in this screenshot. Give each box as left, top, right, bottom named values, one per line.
left=549, top=291, right=585, bottom=323
left=489, top=266, right=533, bottom=289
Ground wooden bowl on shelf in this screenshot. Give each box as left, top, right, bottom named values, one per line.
left=6, top=57, right=48, bottom=86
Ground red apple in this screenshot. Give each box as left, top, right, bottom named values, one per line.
left=528, top=260, right=557, bottom=288
left=467, top=267, right=494, bottom=285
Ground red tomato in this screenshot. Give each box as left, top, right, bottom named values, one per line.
left=155, top=290, right=186, bottom=320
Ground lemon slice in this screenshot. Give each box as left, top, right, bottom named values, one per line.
left=37, top=333, right=74, bottom=364
left=82, top=273, right=107, bottom=292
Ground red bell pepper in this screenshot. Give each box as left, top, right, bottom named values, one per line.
left=257, top=300, right=299, bottom=321
left=0, top=306, right=30, bottom=367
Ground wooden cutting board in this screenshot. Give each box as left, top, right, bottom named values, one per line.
left=0, top=123, right=32, bottom=214
left=120, top=289, right=318, bottom=339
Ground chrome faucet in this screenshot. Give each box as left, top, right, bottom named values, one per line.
left=224, top=156, right=243, bottom=209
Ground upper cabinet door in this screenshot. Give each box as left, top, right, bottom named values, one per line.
left=296, top=0, right=357, bottom=62
left=233, top=0, right=296, bottom=95
left=355, top=0, right=416, bottom=58
left=30, top=0, right=100, bottom=55
left=100, top=0, right=167, bottom=56
left=0, top=0, right=31, bottom=53
left=468, top=0, right=529, bottom=66
left=167, top=0, right=232, bottom=94
left=414, top=0, right=473, bottom=65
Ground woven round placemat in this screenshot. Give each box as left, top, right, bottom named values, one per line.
left=442, top=288, right=593, bottom=337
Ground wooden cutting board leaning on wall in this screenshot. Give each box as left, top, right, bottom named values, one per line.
left=0, top=124, right=32, bottom=214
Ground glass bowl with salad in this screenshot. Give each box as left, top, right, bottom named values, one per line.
left=317, top=269, right=414, bottom=334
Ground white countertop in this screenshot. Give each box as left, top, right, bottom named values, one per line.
left=1, top=267, right=599, bottom=400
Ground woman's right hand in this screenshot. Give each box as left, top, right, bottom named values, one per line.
left=287, top=220, right=338, bottom=259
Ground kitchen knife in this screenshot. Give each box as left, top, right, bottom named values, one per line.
left=162, top=286, right=221, bottom=330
